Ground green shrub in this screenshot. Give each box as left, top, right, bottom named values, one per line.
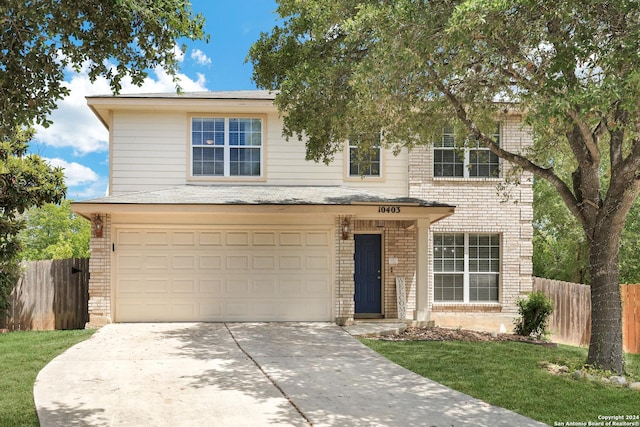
left=514, top=291, right=554, bottom=339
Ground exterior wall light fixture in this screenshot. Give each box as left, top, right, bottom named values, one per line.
left=341, top=217, right=351, bottom=240
left=93, top=214, right=104, bottom=238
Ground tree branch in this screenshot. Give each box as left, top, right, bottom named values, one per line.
left=566, top=108, right=601, bottom=164
left=436, top=79, right=588, bottom=228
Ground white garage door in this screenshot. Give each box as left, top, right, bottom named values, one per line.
left=114, top=227, right=333, bottom=322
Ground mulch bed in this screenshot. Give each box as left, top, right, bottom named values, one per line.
left=376, top=326, right=557, bottom=347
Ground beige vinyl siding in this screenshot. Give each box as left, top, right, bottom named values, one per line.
left=264, top=114, right=408, bottom=195
left=110, top=109, right=409, bottom=196
left=110, top=111, right=187, bottom=194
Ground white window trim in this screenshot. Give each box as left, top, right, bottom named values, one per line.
left=432, top=233, right=501, bottom=304
left=189, top=115, right=265, bottom=181
left=344, top=131, right=385, bottom=181
left=433, top=125, right=501, bottom=179
left=348, top=143, right=382, bottom=178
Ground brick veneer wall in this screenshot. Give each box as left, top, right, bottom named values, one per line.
left=408, top=117, right=534, bottom=325
left=335, top=218, right=417, bottom=321
left=88, top=214, right=112, bottom=324
left=381, top=222, right=416, bottom=318
left=335, top=216, right=355, bottom=322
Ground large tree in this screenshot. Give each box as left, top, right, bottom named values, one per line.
left=249, top=0, right=640, bottom=373
left=0, top=0, right=207, bottom=315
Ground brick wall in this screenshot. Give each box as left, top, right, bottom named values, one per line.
left=335, top=216, right=355, bottom=322
left=409, top=116, right=534, bottom=328
left=335, top=219, right=417, bottom=321
left=88, top=214, right=112, bottom=325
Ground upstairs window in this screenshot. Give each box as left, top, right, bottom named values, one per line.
left=434, top=125, right=500, bottom=178
left=433, top=233, right=500, bottom=303
left=191, top=117, right=262, bottom=177
left=348, top=133, right=381, bottom=177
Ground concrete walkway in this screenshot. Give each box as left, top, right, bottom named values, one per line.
left=34, top=323, right=546, bottom=426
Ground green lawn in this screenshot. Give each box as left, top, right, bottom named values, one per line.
left=361, top=339, right=640, bottom=426
left=0, top=329, right=95, bottom=427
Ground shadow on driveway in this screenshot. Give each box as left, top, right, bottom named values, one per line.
left=35, top=323, right=546, bottom=427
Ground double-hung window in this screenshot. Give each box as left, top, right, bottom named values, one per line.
left=434, top=125, right=500, bottom=178
left=348, top=133, right=381, bottom=177
left=191, top=117, right=262, bottom=177
left=433, top=233, right=500, bottom=302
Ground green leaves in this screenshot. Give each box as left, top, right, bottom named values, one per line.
left=0, top=0, right=207, bottom=140
left=18, top=200, right=90, bottom=261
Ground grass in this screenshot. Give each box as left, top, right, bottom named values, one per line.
left=361, top=339, right=640, bottom=426
left=0, top=329, right=95, bottom=427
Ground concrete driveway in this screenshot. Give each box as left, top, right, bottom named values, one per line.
left=35, top=323, right=546, bottom=426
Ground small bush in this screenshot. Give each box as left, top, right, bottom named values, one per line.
left=514, top=291, right=553, bottom=339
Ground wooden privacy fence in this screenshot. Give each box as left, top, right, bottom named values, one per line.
left=532, top=278, right=591, bottom=347
left=622, top=284, right=640, bottom=354
left=1, top=258, right=89, bottom=331
left=533, top=278, right=640, bottom=354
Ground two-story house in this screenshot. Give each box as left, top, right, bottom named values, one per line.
left=73, top=91, right=533, bottom=331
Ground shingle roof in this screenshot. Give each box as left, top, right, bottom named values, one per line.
left=78, top=185, right=451, bottom=208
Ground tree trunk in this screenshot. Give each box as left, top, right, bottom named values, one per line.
left=586, top=228, right=624, bottom=374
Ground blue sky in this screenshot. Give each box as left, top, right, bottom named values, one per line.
left=31, top=0, right=280, bottom=200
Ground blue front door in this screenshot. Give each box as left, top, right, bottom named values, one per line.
left=354, top=234, right=382, bottom=315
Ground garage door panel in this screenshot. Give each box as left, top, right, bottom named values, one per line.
left=146, top=279, right=170, bottom=293
left=279, top=232, right=303, bottom=246
left=199, top=255, right=222, bottom=269
left=145, top=255, right=170, bottom=270
left=280, top=256, right=302, bottom=270
left=199, top=279, right=223, bottom=294
left=306, top=255, right=329, bottom=270
left=226, top=255, right=249, bottom=270
left=306, top=232, right=329, bottom=246
left=252, top=278, right=277, bottom=295
left=171, top=303, right=197, bottom=318
left=225, top=278, right=250, bottom=295
left=146, top=232, right=170, bottom=246
left=306, top=279, right=331, bottom=294
left=226, top=301, right=250, bottom=317
left=118, top=279, right=145, bottom=294
left=173, top=231, right=196, bottom=246
left=280, top=279, right=302, bottom=293
left=173, top=280, right=196, bottom=293
left=227, top=232, right=249, bottom=246
left=172, top=255, right=196, bottom=269
left=199, top=231, right=223, bottom=246
left=118, top=254, right=143, bottom=270
left=200, top=302, right=223, bottom=317
left=253, top=256, right=276, bottom=270
left=118, top=231, right=143, bottom=246
left=253, top=232, right=276, bottom=246
left=115, top=227, right=332, bottom=322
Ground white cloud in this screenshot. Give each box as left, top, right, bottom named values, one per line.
left=191, top=49, right=212, bottom=65
left=69, top=178, right=110, bottom=201
left=34, top=62, right=208, bottom=155
left=45, top=157, right=99, bottom=186
left=173, top=44, right=186, bottom=63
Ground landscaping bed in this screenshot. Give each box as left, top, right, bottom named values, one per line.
left=378, top=325, right=554, bottom=344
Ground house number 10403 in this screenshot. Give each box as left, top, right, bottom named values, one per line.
left=378, top=206, right=401, bottom=213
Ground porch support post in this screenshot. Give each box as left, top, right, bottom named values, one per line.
left=415, top=218, right=430, bottom=321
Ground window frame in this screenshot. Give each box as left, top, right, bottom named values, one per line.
left=433, top=124, right=501, bottom=179
left=432, top=233, right=501, bottom=303
left=345, top=132, right=384, bottom=180
left=189, top=115, right=266, bottom=181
